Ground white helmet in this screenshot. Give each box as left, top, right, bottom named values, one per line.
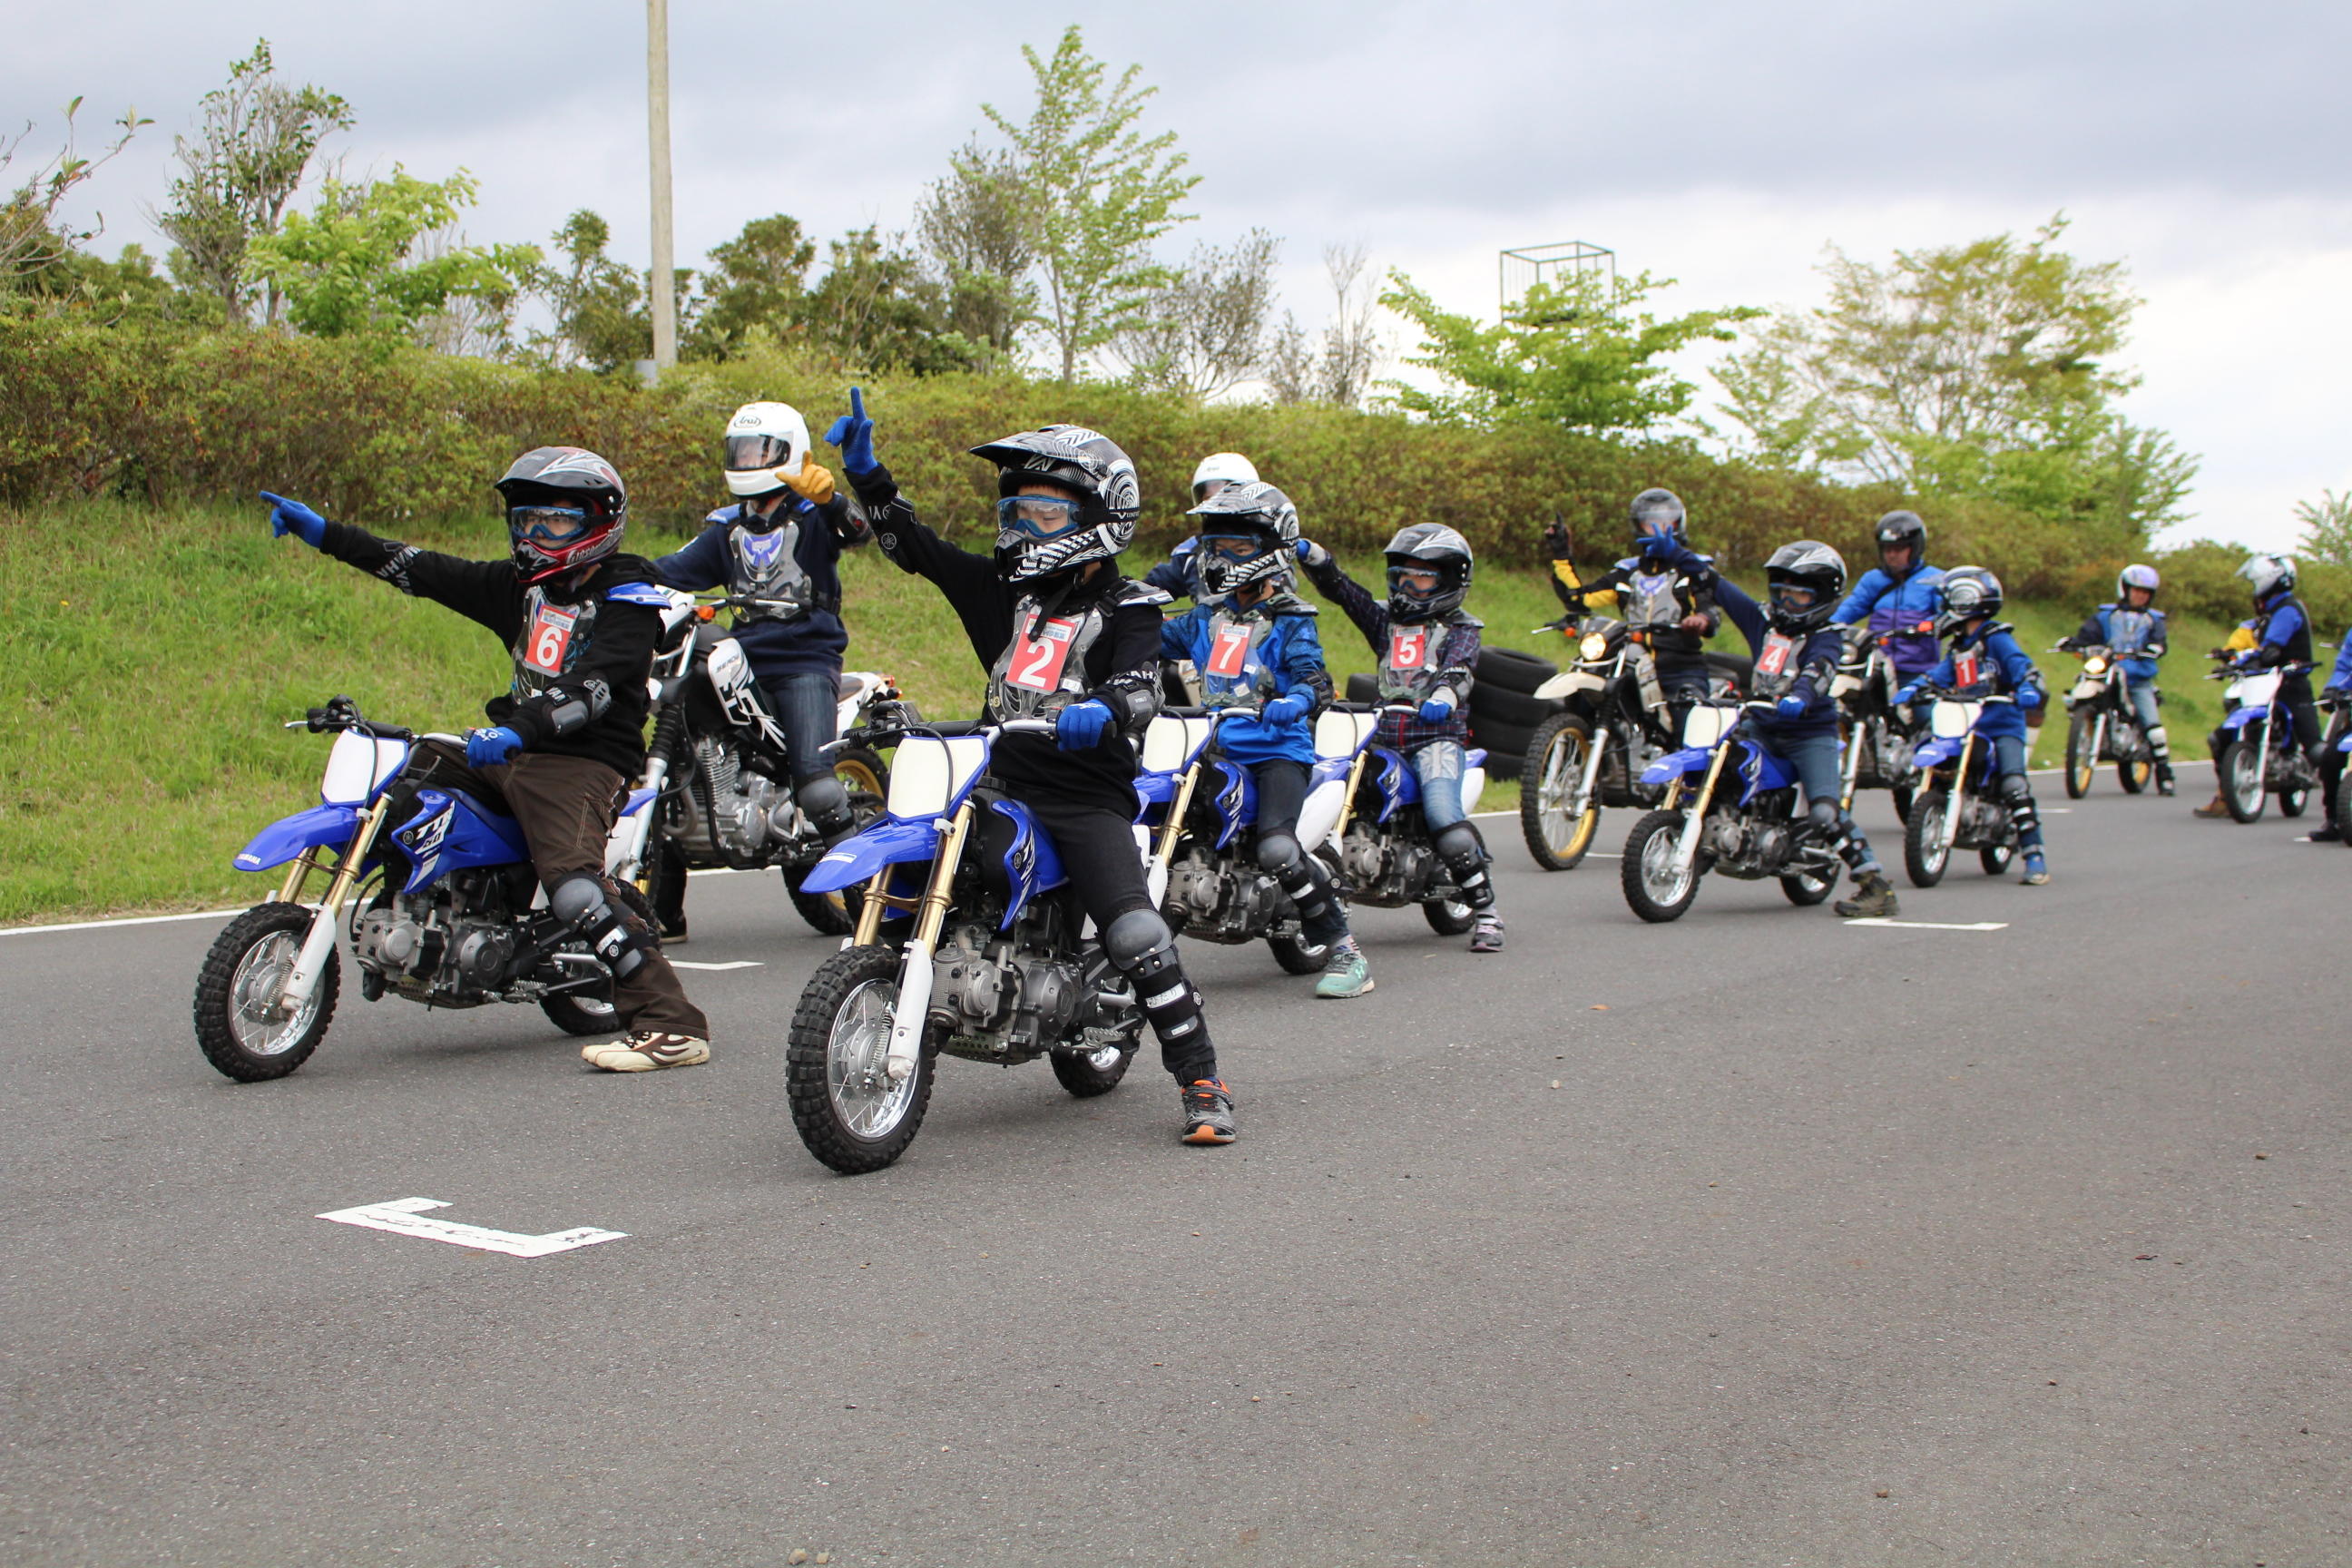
left=1190, top=451, right=1259, bottom=504
left=721, top=401, right=810, bottom=497
left=2238, top=553, right=2297, bottom=602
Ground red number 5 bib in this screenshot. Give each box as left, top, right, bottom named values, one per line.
left=1388, top=626, right=1430, bottom=671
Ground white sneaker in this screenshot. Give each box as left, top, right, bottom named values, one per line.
left=583, top=1031, right=710, bottom=1072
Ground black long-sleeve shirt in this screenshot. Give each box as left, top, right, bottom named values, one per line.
left=319, top=521, right=662, bottom=779
left=850, top=464, right=1165, bottom=814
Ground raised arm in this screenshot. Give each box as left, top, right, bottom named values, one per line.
left=1297, top=541, right=1387, bottom=650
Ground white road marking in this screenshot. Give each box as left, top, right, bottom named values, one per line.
left=669, top=959, right=764, bottom=971
left=318, top=1197, right=624, bottom=1258
left=0, top=907, right=241, bottom=938
left=1844, top=917, right=2010, bottom=932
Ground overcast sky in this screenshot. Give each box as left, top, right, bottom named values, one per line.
left=19, top=0, right=2350, bottom=550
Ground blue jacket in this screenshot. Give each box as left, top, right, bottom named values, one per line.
left=1143, top=538, right=1206, bottom=603
left=1710, top=576, right=1843, bottom=743
left=2328, top=630, right=2352, bottom=692
left=1906, top=623, right=2043, bottom=740
left=1161, top=593, right=1330, bottom=768
left=1833, top=564, right=1945, bottom=677
left=2235, top=592, right=2312, bottom=672
left=651, top=495, right=868, bottom=681
left=2073, top=603, right=2168, bottom=684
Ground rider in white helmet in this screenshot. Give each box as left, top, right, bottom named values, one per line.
left=1147, top=454, right=1264, bottom=603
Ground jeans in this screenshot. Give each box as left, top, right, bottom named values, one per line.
left=1411, top=740, right=1470, bottom=831
left=763, top=671, right=841, bottom=784
left=2124, top=679, right=2171, bottom=760
left=1761, top=727, right=1879, bottom=874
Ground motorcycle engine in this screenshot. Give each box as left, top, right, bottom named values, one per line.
left=929, top=927, right=1084, bottom=1054
left=681, top=737, right=797, bottom=861
left=1338, top=824, right=1391, bottom=895
left=352, top=885, right=515, bottom=999
left=1166, top=848, right=1281, bottom=941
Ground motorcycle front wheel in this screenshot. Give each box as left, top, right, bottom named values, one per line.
left=193, top=902, right=338, bottom=1082
left=1621, top=808, right=1700, bottom=923
left=1519, top=713, right=1601, bottom=870
left=783, top=745, right=889, bottom=936
left=1904, top=791, right=1953, bottom=887
left=2064, top=712, right=2095, bottom=799
left=786, top=944, right=933, bottom=1174
left=2217, top=739, right=2267, bottom=823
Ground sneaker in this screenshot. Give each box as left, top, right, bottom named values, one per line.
left=2021, top=854, right=2051, bottom=886
left=1469, top=912, right=1505, bottom=954
left=1314, top=942, right=1374, bottom=1000
left=2154, top=765, right=2176, bottom=798
left=1833, top=869, right=1899, bottom=919
left=2190, top=794, right=2231, bottom=818
left=657, top=915, right=688, bottom=944
left=583, top=1031, right=710, bottom=1073
left=1181, top=1079, right=1238, bottom=1144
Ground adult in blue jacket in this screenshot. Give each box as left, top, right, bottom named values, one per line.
left=1676, top=539, right=1900, bottom=917
left=1161, top=484, right=1369, bottom=999
left=1831, top=509, right=1945, bottom=681
left=2059, top=563, right=2175, bottom=797
left=1894, top=566, right=2052, bottom=885
left=2198, top=554, right=2327, bottom=828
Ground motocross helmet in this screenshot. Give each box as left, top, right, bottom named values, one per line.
left=2117, top=563, right=2161, bottom=604
left=1628, top=487, right=1687, bottom=553
left=972, top=425, right=1141, bottom=585
left=1936, top=565, right=2004, bottom=637
left=720, top=400, right=810, bottom=503
left=1383, top=523, right=1474, bottom=622
left=495, top=446, right=627, bottom=584
left=1189, top=481, right=1300, bottom=598
left=2238, top=553, right=2296, bottom=603
left=1874, top=509, right=1926, bottom=573
left=1765, top=540, right=1847, bottom=633
left=1191, top=451, right=1259, bottom=505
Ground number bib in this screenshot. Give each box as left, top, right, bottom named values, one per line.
left=1207, top=622, right=1255, bottom=680
left=1953, top=649, right=1982, bottom=690
left=524, top=603, right=578, bottom=676
left=1387, top=626, right=1431, bottom=671
left=1754, top=632, right=1795, bottom=679
left=1004, top=612, right=1081, bottom=693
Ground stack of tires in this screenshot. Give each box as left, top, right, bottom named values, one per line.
left=1341, top=646, right=1565, bottom=781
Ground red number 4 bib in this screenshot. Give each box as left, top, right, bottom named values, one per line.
left=1755, top=632, right=1795, bottom=678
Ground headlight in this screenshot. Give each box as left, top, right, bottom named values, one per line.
left=2083, top=654, right=2109, bottom=675
left=1579, top=632, right=1609, bottom=661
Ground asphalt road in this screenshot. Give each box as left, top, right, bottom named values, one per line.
left=5, top=764, right=2347, bottom=1567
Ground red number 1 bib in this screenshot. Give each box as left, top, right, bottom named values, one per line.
left=1388, top=626, right=1430, bottom=671
left=1755, top=632, right=1795, bottom=678
left=1004, top=613, right=1080, bottom=692
left=1206, top=622, right=1253, bottom=679
left=1954, top=649, right=1981, bottom=689
left=524, top=603, right=577, bottom=675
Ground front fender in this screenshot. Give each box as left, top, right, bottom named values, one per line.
left=232, top=803, right=362, bottom=872
left=1639, top=745, right=1716, bottom=787
left=1912, top=736, right=1963, bottom=769
left=800, top=817, right=941, bottom=896
left=2220, top=704, right=2269, bottom=732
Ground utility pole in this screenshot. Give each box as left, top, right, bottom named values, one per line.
left=646, top=0, right=677, bottom=373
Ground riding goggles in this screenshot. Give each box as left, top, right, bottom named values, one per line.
left=509, top=505, right=594, bottom=544
left=1200, top=531, right=1278, bottom=563
left=996, top=495, right=1089, bottom=540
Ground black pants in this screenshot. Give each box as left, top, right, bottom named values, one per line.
left=1251, top=758, right=1349, bottom=946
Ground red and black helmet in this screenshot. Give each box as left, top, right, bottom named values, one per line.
left=495, top=446, right=627, bottom=583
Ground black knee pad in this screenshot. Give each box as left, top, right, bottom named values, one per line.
left=551, top=873, right=657, bottom=979
left=1433, top=822, right=1485, bottom=869
left=1998, top=772, right=2034, bottom=806
left=796, top=771, right=854, bottom=834
left=1806, top=799, right=1841, bottom=833
left=1104, top=907, right=1177, bottom=977
left=1255, top=833, right=1301, bottom=874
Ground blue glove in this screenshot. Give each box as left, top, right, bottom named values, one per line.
left=1775, top=694, right=1807, bottom=718
left=465, top=726, right=524, bottom=767
left=2016, top=684, right=2043, bottom=710
left=1418, top=689, right=1458, bottom=724
left=1893, top=683, right=1923, bottom=708
left=821, top=386, right=878, bottom=478
left=1054, top=700, right=1113, bottom=750
left=1296, top=539, right=1329, bottom=569
left=260, top=491, right=327, bottom=548
left=1260, top=693, right=1310, bottom=728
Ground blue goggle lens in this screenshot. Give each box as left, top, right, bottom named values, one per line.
left=511, top=505, right=591, bottom=544
left=996, top=495, right=1086, bottom=540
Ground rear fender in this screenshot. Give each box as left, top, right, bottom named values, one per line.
left=801, top=817, right=940, bottom=897
left=987, top=798, right=1068, bottom=928
left=232, top=804, right=362, bottom=873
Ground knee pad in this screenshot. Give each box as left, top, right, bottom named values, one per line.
left=1104, top=907, right=1176, bottom=976
left=796, top=771, right=853, bottom=832
left=1433, top=822, right=1485, bottom=868
left=1806, top=798, right=1841, bottom=833
left=2147, top=724, right=2170, bottom=753
left=551, top=873, right=657, bottom=979
left=1255, top=832, right=1301, bottom=874
left=1998, top=773, right=2034, bottom=806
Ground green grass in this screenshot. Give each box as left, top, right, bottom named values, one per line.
left=0, top=501, right=2239, bottom=923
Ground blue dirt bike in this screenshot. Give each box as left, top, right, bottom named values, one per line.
left=192, top=696, right=659, bottom=1082
left=2210, top=659, right=2318, bottom=823
left=1900, top=693, right=2024, bottom=886
left=1323, top=704, right=1491, bottom=935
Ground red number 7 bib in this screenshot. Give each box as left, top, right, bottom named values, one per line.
left=1005, top=614, right=1080, bottom=692
left=524, top=603, right=577, bottom=675
left=1207, top=622, right=1253, bottom=679
left=1388, top=626, right=1430, bottom=671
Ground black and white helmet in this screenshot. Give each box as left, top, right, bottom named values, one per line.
left=1936, top=565, right=2005, bottom=636
left=1188, top=482, right=1299, bottom=597
left=1384, top=524, right=1475, bottom=622
left=1764, top=540, right=1847, bottom=633
left=970, top=425, right=1141, bottom=584
left=2238, top=553, right=2296, bottom=602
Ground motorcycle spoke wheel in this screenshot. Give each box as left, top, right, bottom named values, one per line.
left=2219, top=740, right=2266, bottom=823
left=2063, top=713, right=2093, bottom=798
left=786, top=945, right=933, bottom=1174
left=1620, top=808, right=1700, bottom=923
left=1519, top=714, right=1599, bottom=871
left=1903, top=791, right=1952, bottom=887
left=192, top=902, right=338, bottom=1082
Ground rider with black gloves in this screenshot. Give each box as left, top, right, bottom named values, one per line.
left=1894, top=566, right=2053, bottom=886
left=2209, top=554, right=2324, bottom=799
left=258, top=448, right=710, bottom=1071
left=1669, top=540, right=1900, bottom=918
left=826, top=389, right=1241, bottom=1146
left=1161, top=484, right=1370, bottom=1000
left=1829, top=510, right=1945, bottom=689
left=649, top=401, right=874, bottom=936
left=1550, top=488, right=1721, bottom=731
left=2057, top=564, right=2175, bottom=797
left=1299, top=525, right=1507, bottom=954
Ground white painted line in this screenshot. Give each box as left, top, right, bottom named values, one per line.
left=685, top=867, right=748, bottom=877
left=318, top=1197, right=624, bottom=1258
left=1844, top=917, right=2010, bottom=932
left=669, top=959, right=764, bottom=971
left=0, top=906, right=241, bottom=937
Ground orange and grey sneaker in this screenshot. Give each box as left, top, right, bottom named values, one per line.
left=1181, top=1079, right=1238, bottom=1144
left=583, top=1031, right=710, bottom=1073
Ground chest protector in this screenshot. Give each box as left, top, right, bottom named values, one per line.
left=1377, top=618, right=1450, bottom=701
left=2104, top=605, right=2159, bottom=655
left=729, top=519, right=812, bottom=623
left=1749, top=630, right=1805, bottom=699
left=987, top=595, right=1112, bottom=720
left=1625, top=567, right=1687, bottom=630
left=1198, top=606, right=1281, bottom=706
left=512, top=585, right=602, bottom=700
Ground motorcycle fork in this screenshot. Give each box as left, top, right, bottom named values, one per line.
left=883, top=801, right=973, bottom=1078
left=1330, top=748, right=1374, bottom=846
left=1943, top=736, right=1974, bottom=847
left=278, top=797, right=394, bottom=1014
left=1155, top=761, right=1204, bottom=869
left=1673, top=740, right=1733, bottom=872
left=1839, top=720, right=1867, bottom=812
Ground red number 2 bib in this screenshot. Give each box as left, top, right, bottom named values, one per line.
left=1388, top=626, right=1430, bottom=671
left=1755, top=632, right=1795, bottom=679
left=523, top=603, right=577, bottom=675
left=1206, top=622, right=1254, bottom=679
left=1004, top=614, right=1080, bottom=692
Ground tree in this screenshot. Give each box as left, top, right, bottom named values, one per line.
left=916, top=140, right=1033, bottom=363
left=686, top=212, right=815, bottom=359
left=1111, top=229, right=1279, bottom=398
left=1, top=98, right=149, bottom=295
left=1717, top=215, right=2197, bottom=536
left=1268, top=244, right=1386, bottom=408
left=979, top=24, right=1199, bottom=379
left=2295, top=489, right=2352, bottom=567
left=1380, top=268, right=1759, bottom=433
left=801, top=226, right=991, bottom=374
left=525, top=211, right=652, bottom=373
left=153, top=41, right=351, bottom=326
left=245, top=168, right=535, bottom=341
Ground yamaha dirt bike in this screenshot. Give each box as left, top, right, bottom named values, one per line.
left=1156, top=705, right=1380, bottom=973
left=1833, top=632, right=1922, bottom=821
left=2209, top=657, right=2317, bottom=822
left=1901, top=694, right=2024, bottom=886
left=2057, top=643, right=2155, bottom=798
left=1323, top=705, right=1491, bottom=935
left=783, top=719, right=1173, bottom=1174
left=1618, top=700, right=1848, bottom=922
left=607, top=588, right=896, bottom=935
left=192, top=696, right=659, bottom=1082
left=1518, top=612, right=1676, bottom=870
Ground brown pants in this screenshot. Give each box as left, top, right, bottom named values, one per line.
left=408, top=743, right=709, bottom=1037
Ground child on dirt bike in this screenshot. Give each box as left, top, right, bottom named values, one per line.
left=258, top=449, right=711, bottom=1072
left=1142, top=453, right=1259, bottom=605
left=1829, top=510, right=1945, bottom=701
left=2056, top=563, right=2176, bottom=798
left=1161, top=483, right=1370, bottom=999
left=1893, top=566, right=2053, bottom=885
left=827, top=389, right=1242, bottom=1146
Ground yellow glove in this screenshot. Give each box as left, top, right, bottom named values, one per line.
left=783, top=460, right=836, bottom=506
left=2223, top=625, right=2257, bottom=653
